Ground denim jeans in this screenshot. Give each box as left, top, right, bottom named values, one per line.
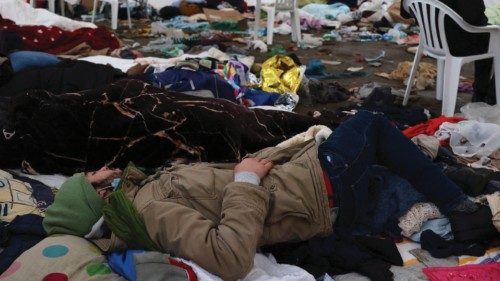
left=318, top=111, right=466, bottom=228
left=8, top=51, right=60, bottom=73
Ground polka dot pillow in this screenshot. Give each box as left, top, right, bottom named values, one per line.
left=0, top=235, right=125, bottom=281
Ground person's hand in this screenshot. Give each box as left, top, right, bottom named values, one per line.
left=86, top=166, right=122, bottom=185
left=234, top=157, right=273, bottom=179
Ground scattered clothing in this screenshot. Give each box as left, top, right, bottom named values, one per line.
left=442, top=164, right=500, bottom=197
left=403, top=116, right=464, bottom=140
left=411, top=134, right=440, bottom=160
left=242, top=88, right=281, bottom=107
left=399, top=202, right=443, bottom=238
left=334, top=87, right=432, bottom=129
left=423, top=262, right=500, bottom=281
left=0, top=214, right=46, bottom=273
left=361, top=165, right=426, bottom=235
left=485, top=192, right=500, bottom=232
left=420, top=230, right=484, bottom=258
left=0, top=19, right=120, bottom=55
left=376, top=61, right=437, bottom=90
left=107, top=250, right=197, bottom=281
left=448, top=205, right=497, bottom=242
left=146, top=68, right=238, bottom=103
left=301, top=3, right=350, bottom=21
left=412, top=218, right=445, bottom=245
left=300, top=78, right=351, bottom=105
left=263, top=228, right=403, bottom=280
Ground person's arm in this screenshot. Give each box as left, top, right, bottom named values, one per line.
left=139, top=158, right=273, bottom=280
left=140, top=182, right=270, bottom=280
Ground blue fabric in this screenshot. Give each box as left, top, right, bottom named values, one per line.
left=12, top=175, right=54, bottom=209
left=107, top=249, right=145, bottom=281
left=146, top=68, right=238, bottom=103
left=242, top=88, right=280, bottom=106
left=159, top=16, right=209, bottom=30
left=365, top=165, right=425, bottom=234
left=318, top=111, right=466, bottom=229
left=8, top=51, right=60, bottom=73
left=0, top=214, right=46, bottom=272
left=304, top=59, right=333, bottom=80
left=410, top=218, right=453, bottom=242
left=301, top=3, right=350, bottom=20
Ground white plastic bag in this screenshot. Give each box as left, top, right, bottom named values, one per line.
left=460, top=102, right=500, bottom=125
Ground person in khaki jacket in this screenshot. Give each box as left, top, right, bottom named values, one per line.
left=43, top=111, right=478, bottom=280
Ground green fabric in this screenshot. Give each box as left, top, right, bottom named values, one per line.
left=103, top=189, right=160, bottom=251
left=43, top=173, right=104, bottom=236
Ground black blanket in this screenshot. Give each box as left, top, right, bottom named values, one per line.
left=1, top=79, right=334, bottom=174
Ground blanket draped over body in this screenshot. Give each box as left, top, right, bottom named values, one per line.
left=0, top=79, right=333, bottom=174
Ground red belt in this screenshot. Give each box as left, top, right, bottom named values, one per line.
left=322, top=171, right=335, bottom=208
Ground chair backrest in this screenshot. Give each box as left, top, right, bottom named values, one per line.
left=403, top=0, right=470, bottom=57
left=275, top=0, right=296, bottom=11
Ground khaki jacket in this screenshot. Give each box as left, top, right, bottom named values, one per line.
left=110, top=140, right=332, bottom=280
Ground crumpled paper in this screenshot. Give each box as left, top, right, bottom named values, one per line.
left=261, top=55, right=302, bottom=94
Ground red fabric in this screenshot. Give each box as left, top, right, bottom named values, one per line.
left=0, top=19, right=120, bottom=54
left=423, top=262, right=500, bottom=281
left=323, top=171, right=335, bottom=208
left=169, top=258, right=198, bottom=281
left=402, top=116, right=464, bottom=138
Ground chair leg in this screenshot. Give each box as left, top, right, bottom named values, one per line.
left=125, top=0, right=132, bottom=29
left=30, top=0, right=36, bottom=8
left=110, top=1, right=118, bottom=30
left=99, top=1, right=106, bottom=13
left=494, top=55, right=500, bottom=105
left=48, top=0, right=55, bottom=13
left=403, top=45, right=423, bottom=106
left=266, top=8, right=275, bottom=45
left=436, top=59, right=444, bottom=101
left=253, top=2, right=261, bottom=40
left=290, top=12, right=297, bottom=42
left=291, top=9, right=301, bottom=43
left=91, top=0, right=99, bottom=23
left=60, top=0, right=65, bottom=16
left=441, top=58, right=462, bottom=116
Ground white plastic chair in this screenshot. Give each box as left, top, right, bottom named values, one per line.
left=29, top=0, right=65, bottom=16
left=91, top=0, right=132, bottom=30
left=253, top=0, right=301, bottom=45
left=402, top=0, right=500, bottom=116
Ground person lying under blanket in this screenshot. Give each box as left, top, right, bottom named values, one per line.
left=42, top=111, right=494, bottom=280
left=0, top=79, right=337, bottom=174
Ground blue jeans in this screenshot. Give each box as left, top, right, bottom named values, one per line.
left=318, top=111, right=465, bottom=228
left=8, top=51, right=60, bottom=73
